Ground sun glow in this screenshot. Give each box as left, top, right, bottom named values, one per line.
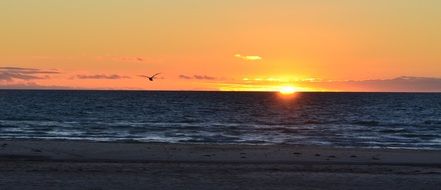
left=279, top=86, right=296, bottom=95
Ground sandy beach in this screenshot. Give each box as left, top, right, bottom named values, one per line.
left=0, top=140, right=441, bottom=190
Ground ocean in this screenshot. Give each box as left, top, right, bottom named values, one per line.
left=1, top=90, right=441, bottom=149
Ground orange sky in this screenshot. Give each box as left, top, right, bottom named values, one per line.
left=1, top=1, right=441, bottom=91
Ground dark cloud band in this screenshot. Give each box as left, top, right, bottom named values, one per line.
left=0, top=67, right=59, bottom=81
left=75, top=74, right=130, bottom=80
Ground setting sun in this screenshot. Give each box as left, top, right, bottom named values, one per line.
left=279, top=86, right=296, bottom=95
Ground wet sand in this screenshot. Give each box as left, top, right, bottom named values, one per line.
left=1, top=140, right=441, bottom=190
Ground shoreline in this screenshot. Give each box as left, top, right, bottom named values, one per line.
left=1, top=139, right=441, bottom=189
left=2, top=137, right=441, bottom=151
left=1, top=139, right=441, bottom=165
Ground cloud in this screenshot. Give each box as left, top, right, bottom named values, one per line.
left=234, top=54, right=262, bottom=61
left=179, top=75, right=193, bottom=79
left=179, top=75, right=217, bottom=80
left=0, top=82, right=72, bottom=90
left=234, top=76, right=441, bottom=92
left=95, top=56, right=146, bottom=63
left=75, top=74, right=130, bottom=80
left=193, top=75, right=216, bottom=80
left=334, top=76, right=441, bottom=92
left=118, top=57, right=145, bottom=63
left=0, top=67, right=59, bottom=81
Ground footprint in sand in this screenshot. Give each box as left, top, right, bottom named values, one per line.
left=31, top=148, right=42, bottom=153
left=315, top=154, right=321, bottom=157
left=292, top=152, right=302, bottom=155
left=203, top=154, right=216, bottom=157
left=350, top=155, right=357, bottom=158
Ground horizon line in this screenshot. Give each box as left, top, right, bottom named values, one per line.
left=0, top=88, right=440, bottom=93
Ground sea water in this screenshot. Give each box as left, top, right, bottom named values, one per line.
left=1, top=90, right=441, bottom=149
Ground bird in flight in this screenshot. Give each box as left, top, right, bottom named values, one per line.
left=140, top=73, right=161, bottom=81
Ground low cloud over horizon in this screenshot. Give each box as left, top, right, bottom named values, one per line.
left=321, top=76, right=441, bottom=92
left=233, top=76, right=441, bottom=92
left=1, top=69, right=440, bottom=92
left=179, top=75, right=217, bottom=80
left=0, top=82, right=72, bottom=90
left=0, top=67, right=59, bottom=81
left=74, top=74, right=131, bottom=80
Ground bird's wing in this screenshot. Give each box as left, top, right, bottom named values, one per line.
left=138, top=75, right=149, bottom=78
left=151, top=73, right=161, bottom=78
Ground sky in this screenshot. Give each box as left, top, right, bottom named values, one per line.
left=1, top=0, right=441, bottom=92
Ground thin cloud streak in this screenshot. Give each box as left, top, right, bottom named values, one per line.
left=0, top=67, right=59, bottom=81
left=194, top=75, right=216, bottom=80
left=179, top=75, right=193, bottom=79
left=179, top=75, right=217, bottom=80
left=75, top=74, right=130, bottom=80
left=95, top=56, right=146, bottom=63
left=234, top=54, right=262, bottom=61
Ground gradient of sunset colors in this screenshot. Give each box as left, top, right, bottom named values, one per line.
left=1, top=0, right=441, bottom=91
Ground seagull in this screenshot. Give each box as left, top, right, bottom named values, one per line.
left=140, top=73, right=161, bottom=81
